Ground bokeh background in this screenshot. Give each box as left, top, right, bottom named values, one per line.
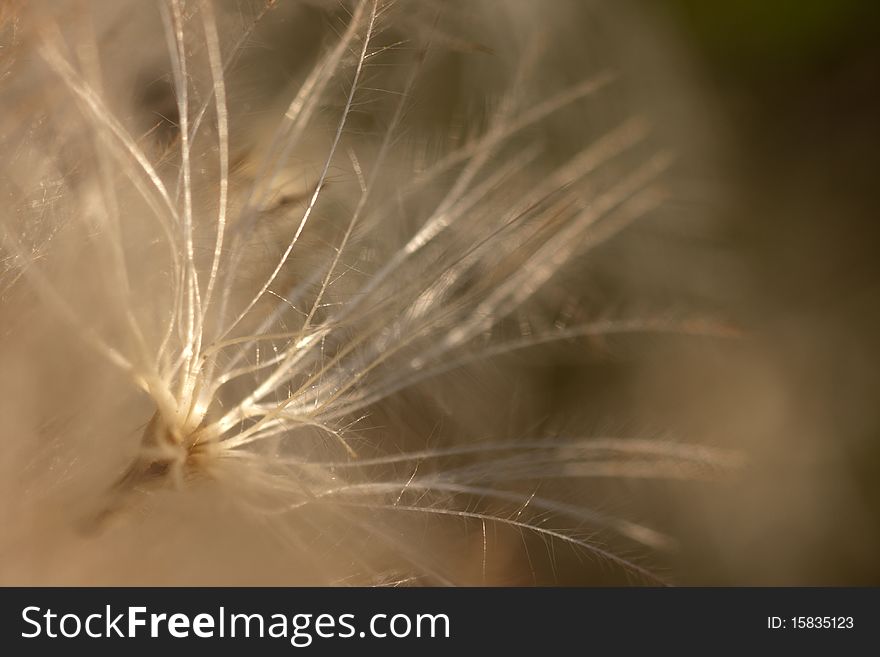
left=638, top=0, right=880, bottom=585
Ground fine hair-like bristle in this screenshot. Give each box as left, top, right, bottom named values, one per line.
left=0, top=0, right=737, bottom=585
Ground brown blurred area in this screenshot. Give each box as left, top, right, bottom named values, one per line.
left=644, top=0, right=880, bottom=585
left=510, top=1, right=880, bottom=585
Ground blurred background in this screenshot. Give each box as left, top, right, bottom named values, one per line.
left=636, top=0, right=880, bottom=585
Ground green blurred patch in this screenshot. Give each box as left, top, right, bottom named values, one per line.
left=666, top=0, right=879, bottom=72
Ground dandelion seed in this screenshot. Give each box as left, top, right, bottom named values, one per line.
left=0, top=0, right=737, bottom=585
